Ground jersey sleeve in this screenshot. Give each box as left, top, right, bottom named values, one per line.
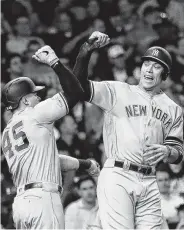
left=88, top=80, right=117, bottom=112
left=164, top=106, right=184, bottom=153
left=33, top=93, right=69, bottom=123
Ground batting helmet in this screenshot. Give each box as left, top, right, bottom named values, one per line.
left=141, top=46, right=172, bottom=80
left=2, top=77, right=45, bottom=110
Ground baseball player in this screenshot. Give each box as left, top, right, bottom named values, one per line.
left=1, top=45, right=100, bottom=229
left=73, top=32, right=184, bottom=229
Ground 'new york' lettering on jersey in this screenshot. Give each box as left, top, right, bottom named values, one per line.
left=125, top=104, right=172, bottom=128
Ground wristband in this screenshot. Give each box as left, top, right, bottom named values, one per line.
left=78, top=159, right=91, bottom=171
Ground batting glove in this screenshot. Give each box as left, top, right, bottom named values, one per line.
left=87, top=159, right=100, bottom=177
left=88, top=31, right=110, bottom=48
left=32, top=45, right=59, bottom=66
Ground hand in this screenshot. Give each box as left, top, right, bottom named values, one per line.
left=78, top=32, right=110, bottom=57
left=32, top=45, right=59, bottom=66
left=87, top=159, right=100, bottom=177
left=88, top=31, right=110, bottom=48
left=143, top=144, right=170, bottom=166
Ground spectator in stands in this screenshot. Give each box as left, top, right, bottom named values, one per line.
left=168, top=161, right=184, bottom=196
left=138, top=0, right=184, bottom=31
left=6, top=16, right=44, bottom=55
left=2, top=53, right=23, bottom=83
left=56, top=115, right=87, bottom=160
left=65, top=175, right=98, bottom=229
left=57, top=115, right=79, bottom=156
left=2, top=0, right=29, bottom=25
left=117, top=0, right=137, bottom=33
left=156, top=165, right=184, bottom=229
left=43, top=10, right=79, bottom=59
left=106, top=44, right=128, bottom=82
left=86, top=0, right=102, bottom=25
left=23, top=39, right=59, bottom=88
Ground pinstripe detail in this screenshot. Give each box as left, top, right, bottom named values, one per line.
left=89, top=81, right=94, bottom=102
left=59, top=92, right=69, bottom=114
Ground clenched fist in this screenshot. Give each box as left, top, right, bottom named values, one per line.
left=88, top=31, right=110, bottom=48
left=78, top=31, right=110, bottom=58
left=32, top=45, right=59, bottom=66
left=87, top=159, right=100, bottom=177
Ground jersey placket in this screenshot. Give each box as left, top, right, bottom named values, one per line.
left=142, top=96, right=156, bottom=166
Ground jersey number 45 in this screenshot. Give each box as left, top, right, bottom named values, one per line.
left=2, top=121, right=29, bottom=159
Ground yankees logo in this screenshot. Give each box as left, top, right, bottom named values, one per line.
left=152, top=49, right=159, bottom=56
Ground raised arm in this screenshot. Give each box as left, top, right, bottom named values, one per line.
left=73, top=31, right=110, bottom=101
left=33, top=46, right=84, bottom=109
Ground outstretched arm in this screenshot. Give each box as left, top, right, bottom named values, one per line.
left=73, top=31, right=110, bottom=101
left=33, top=46, right=84, bottom=110
left=59, top=155, right=100, bottom=176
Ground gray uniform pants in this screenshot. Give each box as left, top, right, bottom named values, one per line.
left=97, top=159, right=162, bottom=229
left=13, top=188, right=64, bottom=229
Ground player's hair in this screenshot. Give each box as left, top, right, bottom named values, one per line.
left=76, top=175, right=96, bottom=189
left=160, top=67, right=169, bottom=81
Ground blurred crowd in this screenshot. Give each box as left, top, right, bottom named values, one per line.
left=1, top=0, right=184, bottom=229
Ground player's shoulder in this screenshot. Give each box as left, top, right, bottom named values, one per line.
left=35, top=93, right=64, bottom=109
left=162, top=93, right=183, bottom=114
left=103, top=80, right=130, bottom=90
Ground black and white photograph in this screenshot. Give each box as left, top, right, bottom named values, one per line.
left=1, top=0, right=184, bottom=229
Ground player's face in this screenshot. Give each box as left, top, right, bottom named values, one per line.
left=79, top=180, right=96, bottom=203
left=25, top=92, right=41, bottom=107
left=140, top=60, right=164, bottom=90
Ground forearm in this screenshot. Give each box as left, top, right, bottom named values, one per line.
left=166, top=145, right=183, bottom=164
left=51, top=61, right=84, bottom=107
left=73, top=45, right=92, bottom=101
left=59, top=155, right=92, bottom=172
left=59, top=155, right=79, bottom=172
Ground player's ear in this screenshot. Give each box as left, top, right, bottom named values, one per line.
left=161, top=66, right=170, bottom=81
left=21, top=96, right=29, bottom=106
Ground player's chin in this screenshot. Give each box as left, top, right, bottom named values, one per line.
left=142, top=82, right=155, bottom=90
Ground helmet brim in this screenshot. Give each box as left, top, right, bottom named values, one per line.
left=34, top=86, right=45, bottom=92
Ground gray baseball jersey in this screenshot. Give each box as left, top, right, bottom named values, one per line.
left=88, top=80, right=183, bottom=229
left=2, top=93, right=69, bottom=188
left=89, top=80, right=183, bottom=165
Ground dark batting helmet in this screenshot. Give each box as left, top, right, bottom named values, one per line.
left=141, top=46, right=172, bottom=80
left=2, top=77, right=45, bottom=110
